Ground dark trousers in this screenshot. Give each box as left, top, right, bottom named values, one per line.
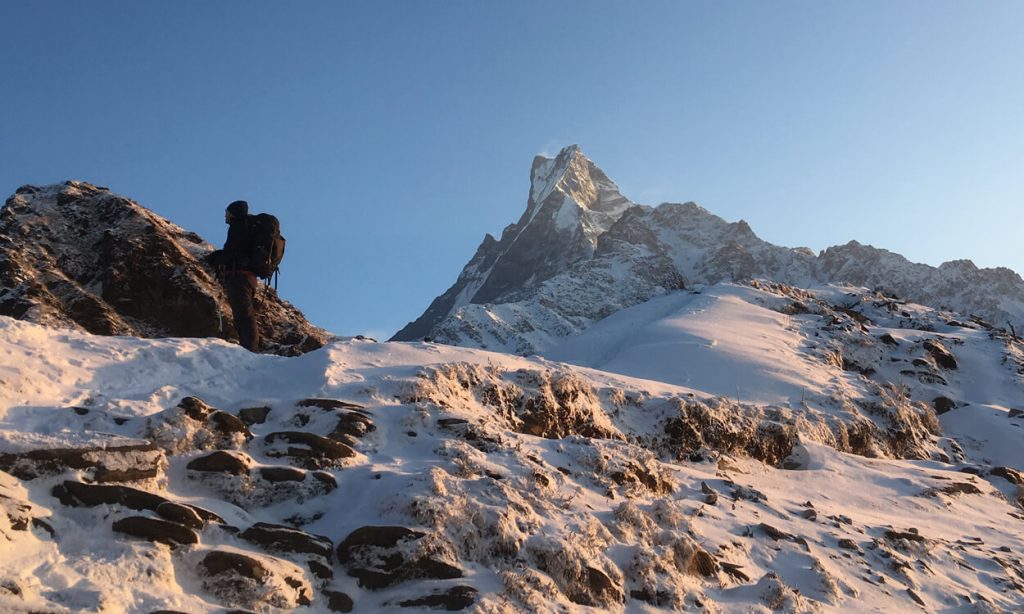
left=225, top=272, right=260, bottom=351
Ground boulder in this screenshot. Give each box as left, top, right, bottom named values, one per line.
left=112, top=516, right=198, bottom=546
left=145, top=397, right=252, bottom=454
left=324, top=590, right=354, bottom=612
left=258, top=466, right=306, bottom=482
left=209, top=411, right=251, bottom=438
left=296, top=398, right=366, bottom=411
left=330, top=411, right=376, bottom=443
left=337, top=526, right=462, bottom=589
left=200, top=551, right=268, bottom=581
left=932, top=397, right=956, bottom=414
left=156, top=502, right=205, bottom=530
left=52, top=481, right=226, bottom=528
left=837, top=538, right=860, bottom=551
left=187, top=464, right=335, bottom=509
left=53, top=481, right=168, bottom=511
left=263, top=432, right=356, bottom=470
left=186, top=451, right=251, bottom=476
left=397, top=586, right=478, bottom=610
left=0, top=435, right=162, bottom=482
left=238, top=406, right=271, bottom=426
left=239, top=522, right=333, bottom=560
left=308, top=560, right=334, bottom=581
left=922, top=339, right=958, bottom=370
left=0, top=470, right=49, bottom=539
left=197, top=550, right=313, bottom=611
left=990, top=466, right=1023, bottom=486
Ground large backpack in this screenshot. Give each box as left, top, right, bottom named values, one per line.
left=247, top=213, right=286, bottom=282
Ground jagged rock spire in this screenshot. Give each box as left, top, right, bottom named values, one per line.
left=391, top=146, right=638, bottom=342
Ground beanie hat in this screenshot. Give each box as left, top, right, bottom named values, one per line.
left=226, top=200, right=249, bottom=217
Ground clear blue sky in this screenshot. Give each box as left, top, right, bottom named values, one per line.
left=2, top=2, right=1022, bottom=338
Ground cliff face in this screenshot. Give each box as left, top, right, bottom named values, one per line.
left=394, top=146, right=1024, bottom=354
left=0, top=181, right=329, bottom=354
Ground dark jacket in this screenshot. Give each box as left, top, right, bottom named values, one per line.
left=221, top=216, right=254, bottom=271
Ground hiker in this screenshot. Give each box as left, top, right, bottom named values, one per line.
left=208, top=200, right=260, bottom=351
left=207, top=200, right=286, bottom=352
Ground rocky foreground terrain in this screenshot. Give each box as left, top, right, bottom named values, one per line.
left=0, top=279, right=1021, bottom=613
left=0, top=181, right=328, bottom=355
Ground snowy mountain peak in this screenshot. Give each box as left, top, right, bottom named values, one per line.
left=525, top=145, right=632, bottom=229
left=395, top=148, right=1024, bottom=353
left=391, top=146, right=640, bottom=342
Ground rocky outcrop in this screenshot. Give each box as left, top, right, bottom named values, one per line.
left=112, top=515, right=199, bottom=546
left=262, top=431, right=356, bottom=469
left=196, top=550, right=313, bottom=610
left=397, top=585, right=478, bottom=610
left=0, top=181, right=329, bottom=354
left=145, top=397, right=253, bottom=455
left=0, top=470, right=53, bottom=541
left=37, top=396, right=353, bottom=610
left=52, top=480, right=169, bottom=511
left=337, top=525, right=463, bottom=589
left=0, top=434, right=163, bottom=482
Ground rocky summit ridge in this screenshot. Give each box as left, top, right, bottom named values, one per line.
left=393, top=145, right=1024, bottom=354
left=0, top=181, right=329, bottom=354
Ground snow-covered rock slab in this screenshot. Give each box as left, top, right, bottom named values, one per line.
left=0, top=430, right=162, bottom=482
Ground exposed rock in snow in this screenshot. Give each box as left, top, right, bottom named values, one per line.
left=195, top=548, right=315, bottom=610
left=0, top=181, right=329, bottom=354
left=0, top=432, right=163, bottom=482
left=113, top=514, right=200, bottom=546
left=146, top=396, right=253, bottom=454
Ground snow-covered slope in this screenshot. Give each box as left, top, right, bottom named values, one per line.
left=0, top=295, right=1022, bottom=612
left=548, top=281, right=1024, bottom=467
left=547, top=285, right=834, bottom=405
left=393, top=146, right=1024, bottom=356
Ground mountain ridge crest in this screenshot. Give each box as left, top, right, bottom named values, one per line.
left=393, top=147, right=1024, bottom=352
